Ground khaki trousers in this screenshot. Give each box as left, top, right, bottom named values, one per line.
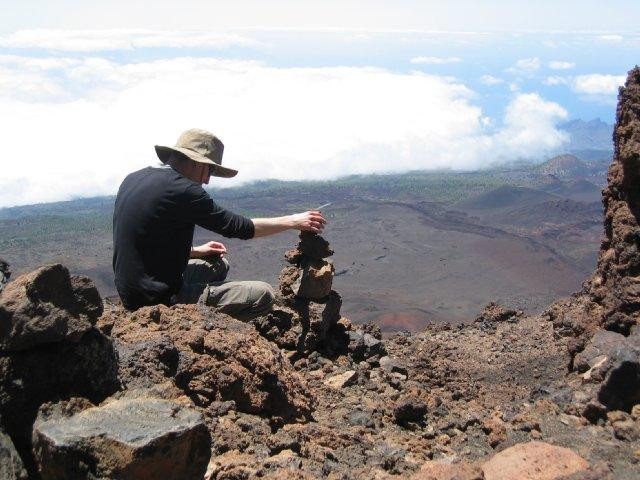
left=177, top=255, right=275, bottom=321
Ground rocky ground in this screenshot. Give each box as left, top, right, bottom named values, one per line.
left=1, top=68, right=640, bottom=480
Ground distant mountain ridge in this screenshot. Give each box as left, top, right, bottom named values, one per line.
left=560, top=118, right=613, bottom=151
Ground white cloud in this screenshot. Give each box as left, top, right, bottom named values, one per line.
left=480, top=74, right=504, bottom=85
left=410, top=56, right=461, bottom=64
left=0, top=55, right=568, bottom=207
left=548, top=60, right=575, bottom=70
left=0, top=29, right=258, bottom=51
left=506, top=57, right=541, bottom=76
left=572, top=74, right=625, bottom=95
left=492, top=93, right=568, bottom=156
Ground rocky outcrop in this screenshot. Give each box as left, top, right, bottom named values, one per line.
left=548, top=67, right=640, bottom=343
left=32, top=394, right=211, bottom=480
left=545, top=68, right=640, bottom=422
left=97, top=303, right=314, bottom=423
left=589, top=67, right=640, bottom=336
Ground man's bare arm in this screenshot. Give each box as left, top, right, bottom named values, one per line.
left=252, top=211, right=326, bottom=238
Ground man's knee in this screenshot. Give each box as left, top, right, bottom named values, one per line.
left=185, top=255, right=229, bottom=284
left=252, top=281, right=276, bottom=309
left=204, top=280, right=275, bottom=320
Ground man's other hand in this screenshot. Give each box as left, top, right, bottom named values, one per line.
left=290, top=211, right=326, bottom=233
left=191, top=241, right=227, bottom=258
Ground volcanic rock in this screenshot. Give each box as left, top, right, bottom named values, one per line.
left=569, top=324, right=640, bottom=420
left=573, top=329, right=626, bottom=373
left=0, top=258, right=10, bottom=295
left=98, top=303, right=314, bottom=421
left=280, top=232, right=334, bottom=300
left=0, top=429, right=27, bottom=480
left=324, top=370, right=358, bottom=389
left=347, top=329, right=387, bottom=361
left=0, top=265, right=118, bottom=477
left=412, top=461, right=483, bottom=480
left=481, top=441, right=590, bottom=480
left=286, top=231, right=334, bottom=261
left=380, top=355, right=408, bottom=376
left=32, top=395, right=211, bottom=480
left=0, top=264, right=102, bottom=351
left=547, top=67, right=640, bottom=341
left=475, top=302, right=522, bottom=327
left=394, top=396, right=428, bottom=424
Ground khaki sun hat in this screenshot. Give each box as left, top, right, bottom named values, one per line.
left=155, top=129, right=238, bottom=178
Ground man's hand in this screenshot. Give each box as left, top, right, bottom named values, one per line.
left=252, top=210, right=328, bottom=237
left=191, top=241, right=227, bottom=259
left=290, top=210, right=326, bottom=234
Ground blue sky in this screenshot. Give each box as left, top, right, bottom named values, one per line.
left=0, top=1, right=636, bottom=207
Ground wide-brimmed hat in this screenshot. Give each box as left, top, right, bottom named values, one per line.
left=155, top=129, right=238, bottom=178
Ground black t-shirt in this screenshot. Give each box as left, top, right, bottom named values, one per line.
left=112, top=167, right=254, bottom=310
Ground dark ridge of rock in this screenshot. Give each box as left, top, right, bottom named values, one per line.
left=97, top=302, right=314, bottom=423
left=0, top=258, right=10, bottom=295
left=0, top=428, right=27, bottom=480
left=0, top=264, right=103, bottom=351
left=32, top=394, right=211, bottom=480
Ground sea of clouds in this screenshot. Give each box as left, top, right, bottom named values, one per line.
left=0, top=29, right=618, bottom=208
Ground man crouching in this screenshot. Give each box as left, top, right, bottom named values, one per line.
left=112, top=128, right=325, bottom=319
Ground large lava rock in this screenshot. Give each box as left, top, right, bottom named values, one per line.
left=0, top=428, right=27, bottom=480
left=0, top=266, right=119, bottom=476
left=481, top=441, right=590, bottom=480
left=98, top=303, right=314, bottom=422
left=33, top=395, right=211, bottom=480
left=0, top=264, right=102, bottom=351
left=572, top=325, right=640, bottom=420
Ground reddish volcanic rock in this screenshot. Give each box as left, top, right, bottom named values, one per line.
left=412, top=461, right=483, bottom=480
left=98, top=303, right=314, bottom=422
left=481, top=442, right=590, bottom=480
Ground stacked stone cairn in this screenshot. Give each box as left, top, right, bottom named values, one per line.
left=251, top=232, right=386, bottom=361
